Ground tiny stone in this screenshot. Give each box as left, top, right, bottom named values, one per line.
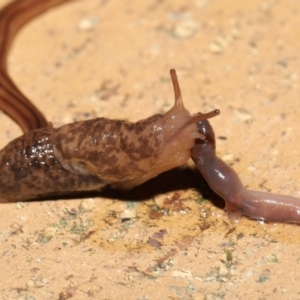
left=195, top=0, right=208, bottom=7
left=218, top=263, right=229, bottom=276
left=290, top=73, right=299, bottom=82
left=15, top=202, right=25, bottom=210
left=26, top=280, right=35, bottom=288
left=78, top=18, right=99, bottom=31
left=79, top=198, right=96, bottom=211
left=154, top=194, right=167, bottom=208
left=222, top=153, right=235, bottom=165
left=172, top=270, right=193, bottom=278
left=119, top=207, right=136, bottom=219
left=35, top=280, right=45, bottom=287
left=44, top=227, right=59, bottom=238
left=247, top=166, right=256, bottom=172
left=173, top=19, right=199, bottom=38
left=210, top=42, right=223, bottom=53
left=234, top=108, right=253, bottom=122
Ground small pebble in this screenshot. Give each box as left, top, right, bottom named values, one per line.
left=78, top=18, right=99, bottom=31
left=210, top=42, right=223, bottom=53
left=234, top=108, right=253, bottom=122
left=173, top=19, right=199, bottom=38
left=79, top=198, right=96, bottom=211
left=26, top=280, right=35, bottom=288
left=222, top=153, right=235, bottom=166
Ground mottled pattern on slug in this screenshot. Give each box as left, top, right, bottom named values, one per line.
left=0, top=115, right=165, bottom=201
left=53, top=115, right=164, bottom=182
left=0, top=127, right=105, bottom=201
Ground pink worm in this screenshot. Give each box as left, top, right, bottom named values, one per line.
left=192, top=119, right=300, bottom=224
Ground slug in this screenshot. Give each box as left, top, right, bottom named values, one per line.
left=0, top=67, right=219, bottom=201
left=192, top=119, right=300, bottom=224
left=0, top=0, right=219, bottom=201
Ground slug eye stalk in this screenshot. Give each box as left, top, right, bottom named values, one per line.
left=169, top=68, right=220, bottom=140
left=170, top=68, right=220, bottom=121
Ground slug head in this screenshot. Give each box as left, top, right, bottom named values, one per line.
left=163, top=69, right=219, bottom=141
left=116, top=69, right=219, bottom=189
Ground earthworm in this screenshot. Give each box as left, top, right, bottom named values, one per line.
left=192, top=119, right=300, bottom=224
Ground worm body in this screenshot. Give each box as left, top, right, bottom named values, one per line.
left=0, top=68, right=219, bottom=201
left=192, top=120, right=300, bottom=224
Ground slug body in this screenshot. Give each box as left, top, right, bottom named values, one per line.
left=0, top=0, right=219, bottom=201
left=0, top=67, right=219, bottom=201
left=192, top=120, right=300, bottom=224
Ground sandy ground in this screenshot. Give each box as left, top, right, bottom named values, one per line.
left=0, top=0, right=300, bottom=299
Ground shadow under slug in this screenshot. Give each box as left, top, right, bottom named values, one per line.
left=24, top=166, right=225, bottom=211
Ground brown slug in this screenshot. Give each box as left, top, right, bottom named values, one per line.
left=0, top=67, right=219, bottom=201
left=192, top=119, right=300, bottom=224
left=0, top=0, right=219, bottom=201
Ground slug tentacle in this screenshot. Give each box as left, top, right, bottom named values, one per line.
left=170, top=69, right=184, bottom=109
left=169, top=69, right=220, bottom=130
left=192, top=119, right=300, bottom=224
